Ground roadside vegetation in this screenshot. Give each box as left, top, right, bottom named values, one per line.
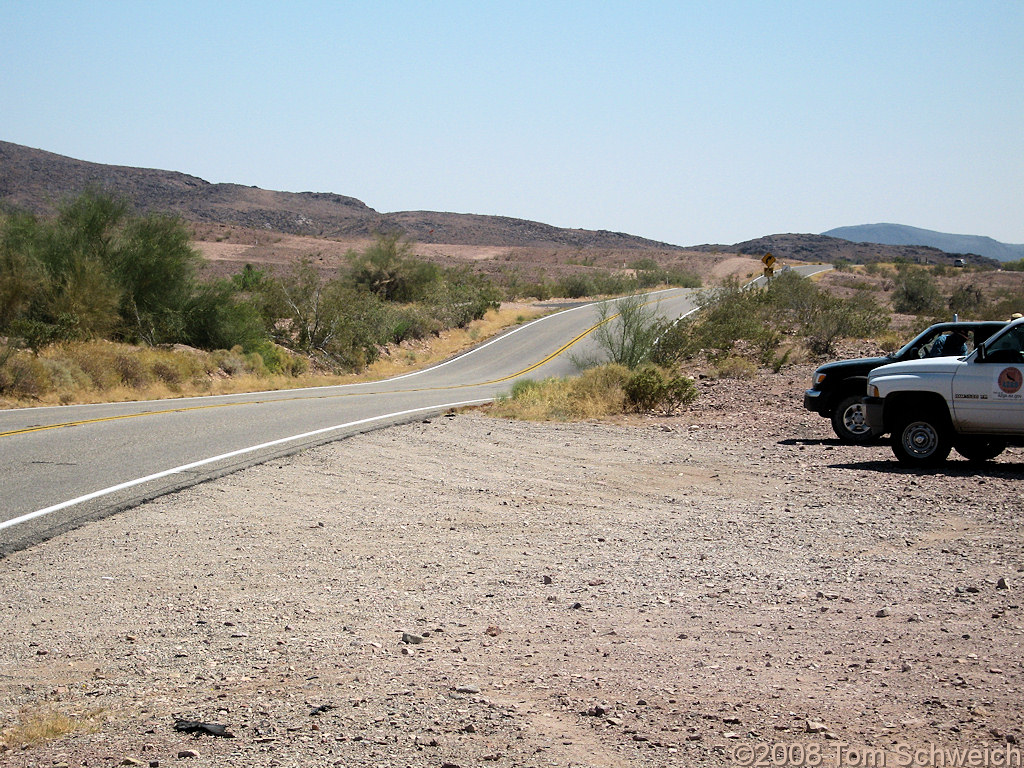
left=7, top=192, right=1015, bottom=415
left=0, top=192, right=697, bottom=407
left=492, top=270, right=890, bottom=422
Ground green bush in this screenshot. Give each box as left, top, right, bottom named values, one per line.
left=892, top=266, right=942, bottom=315
left=0, top=191, right=276, bottom=354
left=509, top=378, right=542, bottom=398
left=623, top=364, right=698, bottom=412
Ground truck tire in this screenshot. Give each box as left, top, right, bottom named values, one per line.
left=830, top=395, right=877, bottom=444
left=891, top=413, right=952, bottom=467
left=954, top=437, right=1006, bottom=463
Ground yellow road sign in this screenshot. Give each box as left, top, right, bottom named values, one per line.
left=761, top=253, right=776, bottom=268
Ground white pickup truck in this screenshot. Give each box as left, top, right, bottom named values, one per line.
left=864, top=317, right=1024, bottom=467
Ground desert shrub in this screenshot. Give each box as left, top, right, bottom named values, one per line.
left=622, top=364, right=697, bottom=412
left=863, top=262, right=894, bottom=278
left=557, top=273, right=597, bottom=299
left=875, top=330, right=904, bottom=352
left=892, top=266, right=943, bottom=315
left=231, top=263, right=271, bottom=291
left=570, top=363, right=631, bottom=403
left=114, top=212, right=201, bottom=343
left=151, top=359, right=184, bottom=387
left=213, top=346, right=249, bottom=375
left=653, top=280, right=776, bottom=364
left=509, top=378, right=542, bottom=398
left=805, top=293, right=889, bottom=356
left=713, top=356, right=758, bottom=379
left=0, top=351, right=49, bottom=398
left=422, top=268, right=500, bottom=328
left=39, top=357, right=90, bottom=392
left=388, top=305, right=441, bottom=342
left=61, top=343, right=121, bottom=390
left=0, top=191, right=278, bottom=354
left=6, top=315, right=82, bottom=352
left=346, top=233, right=433, bottom=302
left=970, top=291, right=1024, bottom=322
left=492, top=363, right=695, bottom=420
left=184, top=282, right=268, bottom=353
left=1002, top=258, right=1024, bottom=272
left=113, top=353, right=150, bottom=388
left=948, top=284, right=984, bottom=316
left=1, top=706, right=104, bottom=750
left=254, top=343, right=306, bottom=376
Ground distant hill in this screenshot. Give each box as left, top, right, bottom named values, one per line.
left=0, top=140, right=679, bottom=251
left=823, top=223, right=1024, bottom=263
left=690, top=233, right=999, bottom=268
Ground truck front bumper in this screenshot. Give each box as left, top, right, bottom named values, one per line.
left=803, top=389, right=827, bottom=416
left=863, top=396, right=885, bottom=434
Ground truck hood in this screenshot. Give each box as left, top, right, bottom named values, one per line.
left=815, top=355, right=893, bottom=377
left=867, top=356, right=966, bottom=381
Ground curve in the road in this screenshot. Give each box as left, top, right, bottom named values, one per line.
left=0, top=287, right=638, bottom=439
left=0, top=397, right=491, bottom=533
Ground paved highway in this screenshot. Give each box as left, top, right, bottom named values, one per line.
left=0, top=287, right=705, bottom=554
left=0, top=267, right=830, bottom=555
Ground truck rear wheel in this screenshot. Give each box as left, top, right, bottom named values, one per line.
left=954, top=437, right=1006, bottom=463
left=892, top=413, right=952, bottom=467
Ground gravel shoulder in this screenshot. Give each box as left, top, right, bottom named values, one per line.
left=1, top=363, right=1022, bottom=767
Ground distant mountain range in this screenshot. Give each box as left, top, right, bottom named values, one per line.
left=0, top=140, right=1012, bottom=269
left=0, top=140, right=678, bottom=252
left=823, top=224, right=1024, bottom=263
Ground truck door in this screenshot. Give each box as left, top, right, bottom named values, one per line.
left=952, top=326, right=1024, bottom=434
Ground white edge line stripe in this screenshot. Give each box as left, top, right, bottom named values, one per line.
left=0, top=398, right=491, bottom=532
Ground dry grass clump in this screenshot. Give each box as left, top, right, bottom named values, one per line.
left=0, top=706, right=104, bottom=750
left=710, top=356, right=759, bottom=379
left=488, top=364, right=632, bottom=421
left=489, top=363, right=699, bottom=421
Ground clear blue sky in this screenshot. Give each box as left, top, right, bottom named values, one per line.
left=3, top=1, right=1022, bottom=246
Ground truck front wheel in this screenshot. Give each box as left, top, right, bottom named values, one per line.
left=892, top=414, right=952, bottom=467
left=831, top=395, right=877, bottom=444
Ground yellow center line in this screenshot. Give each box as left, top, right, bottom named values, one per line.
left=0, top=305, right=625, bottom=440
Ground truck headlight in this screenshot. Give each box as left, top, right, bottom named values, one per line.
left=868, top=384, right=879, bottom=398
left=814, top=372, right=827, bottom=385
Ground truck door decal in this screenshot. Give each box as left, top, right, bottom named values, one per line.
left=997, top=367, right=1022, bottom=397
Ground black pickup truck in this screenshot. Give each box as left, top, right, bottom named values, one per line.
left=803, top=321, right=1006, bottom=443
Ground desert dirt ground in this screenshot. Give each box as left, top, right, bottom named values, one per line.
left=1, top=362, right=1022, bottom=768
